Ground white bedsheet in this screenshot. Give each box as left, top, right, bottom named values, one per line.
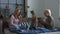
left=39, top=31, right=60, bottom=34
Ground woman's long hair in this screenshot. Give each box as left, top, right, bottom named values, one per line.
left=13, top=8, right=21, bottom=19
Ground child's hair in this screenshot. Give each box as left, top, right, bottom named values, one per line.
left=44, top=9, right=52, bottom=16
left=30, top=10, right=34, bottom=14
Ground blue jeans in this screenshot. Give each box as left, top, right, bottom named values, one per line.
left=9, top=25, right=20, bottom=31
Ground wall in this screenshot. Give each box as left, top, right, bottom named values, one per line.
left=27, top=0, right=60, bottom=27
left=27, top=0, right=45, bottom=18
left=44, top=0, right=60, bottom=27
left=0, top=0, right=24, bottom=17
left=59, top=0, right=60, bottom=16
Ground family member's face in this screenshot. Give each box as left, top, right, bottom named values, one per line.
left=17, top=10, right=21, bottom=15
left=44, top=11, right=49, bottom=17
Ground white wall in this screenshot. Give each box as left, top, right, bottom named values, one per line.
left=44, top=0, right=60, bottom=27
left=27, top=0, right=45, bottom=18
left=27, top=0, right=60, bottom=27
left=59, top=0, right=60, bottom=17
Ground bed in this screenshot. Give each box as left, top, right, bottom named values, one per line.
left=38, top=31, right=60, bottom=34
left=18, top=31, right=60, bottom=34
left=9, top=27, right=60, bottom=34
left=17, top=28, right=60, bottom=34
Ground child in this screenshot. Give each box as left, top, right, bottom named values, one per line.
left=43, top=9, right=55, bottom=30
left=29, top=10, right=38, bottom=30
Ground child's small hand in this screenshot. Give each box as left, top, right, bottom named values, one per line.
left=43, top=19, right=46, bottom=22
left=18, top=24, right=21, bottom=26
left=39, top=19, right=46, bottom=24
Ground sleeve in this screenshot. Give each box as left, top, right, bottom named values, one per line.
left=51, top=17, right=55, bottom=29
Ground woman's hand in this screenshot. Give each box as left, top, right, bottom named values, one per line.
left=18, top=15, right=22, bottom=21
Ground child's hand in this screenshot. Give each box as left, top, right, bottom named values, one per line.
left=43, top=19, right=46, bottom=22
left=18, top=24, right=21, bottom=26
left=39, top=19, right=46, bottom=24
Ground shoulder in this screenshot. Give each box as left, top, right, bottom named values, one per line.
left=50, top=16, right=54, bottom=20
left=11, top=15, right=15, bottom=19
left=50, top=16, right=55, bottom=23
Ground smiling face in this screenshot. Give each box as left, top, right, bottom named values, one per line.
left=16, top=9, right=21, bottom=15
left=44, top=10, right=50, bottom=17
left=14, top=8, right=21, bottom=16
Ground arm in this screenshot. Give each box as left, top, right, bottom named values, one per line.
left=18, top=15, right=22, bottom=25
left=36, top=17, right=38, bottom=28
left=10, top=15, right=14, bottom=25
left=51, top=17, right=55, bottom=29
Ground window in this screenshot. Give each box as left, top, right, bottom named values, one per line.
left=0, top=0, right=25, bottom=18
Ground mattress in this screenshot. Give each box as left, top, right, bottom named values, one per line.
left=17, top=28, right=60, bottom=34
left=39, top=31, right=60, bottom=34
left=17, top=31, right=60, bottom=34
left=9, top=27, right=60, bottom=34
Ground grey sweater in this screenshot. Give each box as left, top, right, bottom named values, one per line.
left=45, top=16, right=55, bottom=29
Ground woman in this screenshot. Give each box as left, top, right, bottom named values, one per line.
left=10, top=8, right=22, bottom=30
left=42, top=9, right=55, bottom=30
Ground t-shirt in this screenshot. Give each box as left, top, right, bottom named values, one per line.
left=10, top=15, right=20, bottom=26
